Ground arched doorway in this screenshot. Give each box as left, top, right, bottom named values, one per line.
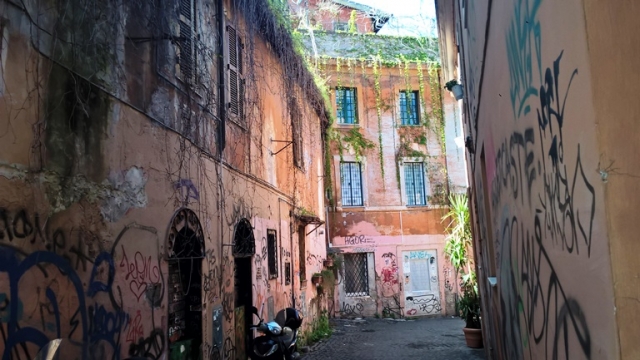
left=167, top=208, right=205, bottom=360
left=232, top=218, right=255, bottom=360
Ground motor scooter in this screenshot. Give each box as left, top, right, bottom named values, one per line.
left=249, top=303, right=303, bottom=360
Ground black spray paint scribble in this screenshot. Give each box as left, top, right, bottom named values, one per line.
left=495, top=3, right=595, bottom=357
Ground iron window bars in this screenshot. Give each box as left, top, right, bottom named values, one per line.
left=404, top=162, right=427, bottom=206
left=340, top=162, right=364, bottom=206
left=344, top=253, right=369, bottom=297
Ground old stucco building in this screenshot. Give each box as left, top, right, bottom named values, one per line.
left=0, top=0, right=329, bottom=359
left=437, top=0, right=640, bottom=358
left=294, top=0, right=468, bottom=319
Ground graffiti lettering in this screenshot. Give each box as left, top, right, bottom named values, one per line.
left=344, top=235, right=373, bottom=245
left=339, top=302, right=363, bottom=317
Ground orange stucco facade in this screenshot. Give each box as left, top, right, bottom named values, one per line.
left=315, top=54, right=467, bottom=319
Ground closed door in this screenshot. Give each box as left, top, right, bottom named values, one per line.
left=402, top=250, right=442, bottom=316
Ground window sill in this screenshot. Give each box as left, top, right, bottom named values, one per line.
left=335, top=123, right=360, bottom=128
left=338, top=206, right=365, bottom=211
left=398, top=124, right=421, bottom=127
left=345, top=295, right=371, bottom=299
left=228, top=116, right=248, bottom=131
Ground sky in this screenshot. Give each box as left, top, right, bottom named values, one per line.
left=356, top=0, right=437, bottom=37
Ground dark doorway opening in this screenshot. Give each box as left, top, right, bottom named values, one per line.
left=167, top=209, right=205, bottom=360
left=233, top=218, right=255, bottom=360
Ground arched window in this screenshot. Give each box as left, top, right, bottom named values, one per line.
left=232, top=218, right=255, bottom=257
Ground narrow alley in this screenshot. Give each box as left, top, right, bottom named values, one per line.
left=304, top=317, right=485, bottom=360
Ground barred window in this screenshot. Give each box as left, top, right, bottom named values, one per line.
left=267, top=230, right=278, bottom=279
left=336, top=87, right=358, bottom=124
left=404, top=162, right=427, bottom=206
left=285, top=262, right=291, bottom=285
left=340, top=162, right=363, bottom=206
left=400, top=91, right=419, bottom=125
left=344, top=253, right=369, bottom=297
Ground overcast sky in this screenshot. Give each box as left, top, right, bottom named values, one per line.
left=356, top=0, right=437, bottom=37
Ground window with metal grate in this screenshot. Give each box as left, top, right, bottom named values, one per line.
left=285, top=262, right=291, bottom=285
left=267, top=229, right=278, bottom=279
left=344, top=253, right=369, bottom=296
left=340, top=162, right=363, bottom=206
left=404, top=162, right=427, bottom=206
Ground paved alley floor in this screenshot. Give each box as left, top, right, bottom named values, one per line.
left=302, top=317, right=486, bottom=360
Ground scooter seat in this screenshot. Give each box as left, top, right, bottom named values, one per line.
left=277, top=326, right=296, bottom=347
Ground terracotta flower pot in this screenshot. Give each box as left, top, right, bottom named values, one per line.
left=463, top=327, right=483, bottom=348
left=323, top=258, right=334, bottom=268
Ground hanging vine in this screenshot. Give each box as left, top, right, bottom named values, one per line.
left=372, top=56, right=386, bottom=187
left=427, top=65, right=446, bottom=154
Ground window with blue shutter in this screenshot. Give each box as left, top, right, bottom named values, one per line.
left=336, top=87, right=358, bottom=124
left=399, top=91, right=420, bottom=125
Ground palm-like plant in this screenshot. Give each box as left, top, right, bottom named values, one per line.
left=442, top=194, right=472, bottom=275
left=442, top=194, right=481, bottom=329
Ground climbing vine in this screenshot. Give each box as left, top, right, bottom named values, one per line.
left=341, top=128, right=376, bottom=161
left=348, top=10, right=357, bottom=33
left=427, top=65, right=446, bottom=154
left=372, top=57, right=386, bottom=186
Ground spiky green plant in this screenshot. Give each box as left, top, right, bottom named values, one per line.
left=442, top=193, right=472, bottom=274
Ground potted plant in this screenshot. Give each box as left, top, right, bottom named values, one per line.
left=444, top=79, right=464, bottom=100
left=458, top=271, right=483, bottom=348
left=311, top=273, right=323, bottom=286
left=323, top=256, right=334, bottom=268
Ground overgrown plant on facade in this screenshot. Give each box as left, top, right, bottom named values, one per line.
left=341, top=128, right=376, bottom=161
left=372, top=57, right=386, bottom=186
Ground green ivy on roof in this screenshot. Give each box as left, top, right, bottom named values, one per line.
left=298, top=29, right=440, bottom=65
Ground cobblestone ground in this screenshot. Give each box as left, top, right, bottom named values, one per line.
left=302, top=317, right=486, bottom=360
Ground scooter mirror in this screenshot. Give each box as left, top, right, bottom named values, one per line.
left=251, top=306, right=259, bottom=315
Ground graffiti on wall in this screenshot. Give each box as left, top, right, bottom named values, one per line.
left=339, top=302, right=363, bottom=317
left=405, top=294, right=442, bottom=315
left=381, top=295, right=403, bottom=319
left=0, top=208, right=165, bottom=360
left=343, top=235, right=373, bottom=245
left=492, top=0, right=595, bottom=358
